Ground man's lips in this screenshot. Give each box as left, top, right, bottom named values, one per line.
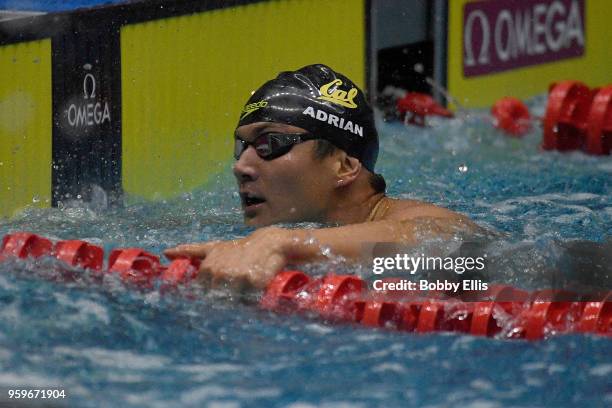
left=240, top=191, right=267, bottom=209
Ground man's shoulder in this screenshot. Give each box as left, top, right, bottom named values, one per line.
left=382, top=198, right=469, bottom=223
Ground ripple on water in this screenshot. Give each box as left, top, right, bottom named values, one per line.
left=52, top=347, right=171, bottom=370
left=589, top=364, right=612, bottom=377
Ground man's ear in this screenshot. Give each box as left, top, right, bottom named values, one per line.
left=334, top=151, right=361, bottom=188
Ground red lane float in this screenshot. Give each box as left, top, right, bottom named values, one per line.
left=416, top=300, right=448, bottom=333
left=543, top=80, right=595, bottom=151
left=108, top=248, right=162, bottom=287
left=260, top=270, right=311, bottom=311
left=287, top=276, right=323, bottom=311
left=161, top=257, right=201, bottom=284
left=355, top=281, right=449, bottom=331
left=491, top=97, right=531, bottom=136
left=354, top=278, right=431, bottom=329
left=55, top=240, right=104, bottom=270
left=313, top=274, right=364, bottom=320
left=539, top=80, right=611, bottom=155
left=261, top=271, right=611, bottom=340
left=0, top=232, right=200, bottom=288
left=1, top=232, right=611, bottom=340
left=261, top=273, right=365, bottom=320
left=396, top=92, right=453, bottom=126
left=577, top=292, right=612, bottom=335
left=585, top=85, right=612, bottom=155
left=513, top=290, right=586, bottom=340
left=358, top=300, right=403, bottom=329
left=389, top=80, right=610, bottom=156
left=0, top=232, right=53, bottom=260
left=467, top=285, right=528, bottom=337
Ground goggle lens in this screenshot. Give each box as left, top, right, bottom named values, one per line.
left=233, top=133, right=314, bottom=160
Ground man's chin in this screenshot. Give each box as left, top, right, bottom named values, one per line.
left=243, top=212, right=271, bottom=227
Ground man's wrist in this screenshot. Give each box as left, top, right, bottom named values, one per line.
left=255, top=226, right=302, bottom=260
left=277, top=228, right=319, bottom=262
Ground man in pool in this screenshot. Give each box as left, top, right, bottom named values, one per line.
left=164, top=64, right=479, bottom=289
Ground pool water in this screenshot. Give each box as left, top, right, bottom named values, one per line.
left=1, top=98, right=611, bottom=407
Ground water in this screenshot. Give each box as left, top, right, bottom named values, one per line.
left=1, top=99, right=611, bottom=407
left=0, top=1, right=128, bottom=12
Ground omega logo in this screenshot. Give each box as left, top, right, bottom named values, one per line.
left=66, top=66, right=111, bottom=128
left=464, top=0, right=585, bottom=75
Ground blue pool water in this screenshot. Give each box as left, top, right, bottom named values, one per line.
left=0, top=0, right=127, bottom=12
left=1, top=98, right=611, bottom=407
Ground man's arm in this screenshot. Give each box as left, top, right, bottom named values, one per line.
left=164, top=211, right=477, bottom=289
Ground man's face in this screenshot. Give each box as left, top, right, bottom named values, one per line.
left=233, top=122, right=337, bottom=227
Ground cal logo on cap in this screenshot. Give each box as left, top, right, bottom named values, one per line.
left=317, top=79, right=358, bottom=109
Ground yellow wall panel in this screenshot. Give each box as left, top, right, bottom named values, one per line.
left=448, top=0, right=611, bottom=108
left=121, top=0, right=365, bottom=200
left=0, top=39, right=52, bottom=218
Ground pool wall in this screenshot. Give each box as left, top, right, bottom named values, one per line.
left=0, top=39, right=52, bottom=218
left=120, top=1, right=367, bottom=201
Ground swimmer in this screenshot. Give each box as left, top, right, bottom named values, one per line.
left=164, top=64, right=481, bottom=289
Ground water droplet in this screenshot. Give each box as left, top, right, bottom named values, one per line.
left=305, top=237, right=317, bottom=245
left=77, top=194, right=82, bottom=199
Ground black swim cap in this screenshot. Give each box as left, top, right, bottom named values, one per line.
left=236, top=64, right=379, bottom=172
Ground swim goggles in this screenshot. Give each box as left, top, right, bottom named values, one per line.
left=233, top=132, right=320, bottom=160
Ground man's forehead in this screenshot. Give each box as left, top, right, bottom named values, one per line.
left=235, top=122, right=307, bottom=139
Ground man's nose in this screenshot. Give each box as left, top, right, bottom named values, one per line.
left=233, top=146, right=260, bottom=182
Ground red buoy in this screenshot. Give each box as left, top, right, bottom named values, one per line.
left=577, top=292, right=611, bottom=335
left=313, top=274, right=364, bottom=321
left=543, top=81, right=594, bottom=151
left=161, top=257, right=201, bottom=284
left=358, top=300, right=403, bottom=329
left=585, top=85, right=612, bottom=155
left=54, top=240, right=104, bottom=270
left=260, top=270, right=310, bottom=310
left=0, top=232, right=53, bottom=260
left=396, top=92, right=453, bottom=126
left=108, top=248, right=161, bottom=287
left=491, top=97, right=531, bottom=136
left=2, top=231, right=611, bottom=340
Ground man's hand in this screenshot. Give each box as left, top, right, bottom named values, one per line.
left=163, top=210, right=478, bottom=292
left=163, top=227, right=292, bottom=289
